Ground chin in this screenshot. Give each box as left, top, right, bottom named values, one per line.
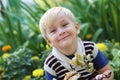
left=60, top=41, right=73, bottom=47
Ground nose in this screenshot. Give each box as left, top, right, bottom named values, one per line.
left=59, top=28, right=65, bottom=36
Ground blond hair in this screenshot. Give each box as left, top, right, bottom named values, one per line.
left=39, top=7, right=76, bottom=40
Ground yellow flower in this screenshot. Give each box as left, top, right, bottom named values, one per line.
left=2, top=45, right=11, bottom=52
left=86, top=34, right=93, bottom=39
left=32, top=69, right=44, bottom=78
left=23, top=75, right=31, bottom=80
left=46, top=45, right=51, bottom=50
left=2, top=53, right=11, bottom=59
left=32, top=56, right=40, bottom=61
left=96, top=43, right=107, bottom=52
left=114, top=42, right=120, bottom=47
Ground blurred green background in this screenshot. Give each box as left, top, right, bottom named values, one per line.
left=0, top=0, right=120, bottom=80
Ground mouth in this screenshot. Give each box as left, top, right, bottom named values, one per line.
left=58, top=34, right=70, bottom=41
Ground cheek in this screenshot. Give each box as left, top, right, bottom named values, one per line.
left=68, top=28, right=77, bottom=34
left=49, top=35, right=58, bottom=45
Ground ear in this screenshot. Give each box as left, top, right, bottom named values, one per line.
left=75, top=23, right=80, bottom=34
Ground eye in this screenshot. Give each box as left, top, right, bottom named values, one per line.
left=50, top=29, right=56, bottom=33
left=63, top=23, right=68, bottom=27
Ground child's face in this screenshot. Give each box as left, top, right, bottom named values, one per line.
left=46, top=13, right=80, bottom=50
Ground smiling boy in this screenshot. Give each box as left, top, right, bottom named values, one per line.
left=39, top=7, right=114, bottom=80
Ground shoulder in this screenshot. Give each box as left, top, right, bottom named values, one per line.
left=44, top=53, right=64, bottom=76
left=44, top=53, right=57, bottom=76
left=82, top=41, right=99, bottom=58
left=44, top=53, right=59, bottom=68
left=44, top=53, right=56, bottom=65
left=83, top=41, right=96, bottom=46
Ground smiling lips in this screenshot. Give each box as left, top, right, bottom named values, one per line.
left=58, top=33, right=70, bottom=41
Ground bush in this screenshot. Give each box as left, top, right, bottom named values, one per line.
left=0, top=0, right=120, bottom=79
left=96, top=41, right=120, bottom=79
left=0, top=42, right=49, bottom=80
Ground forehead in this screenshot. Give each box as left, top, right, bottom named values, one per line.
left=48, top=13, right=69, bottom=27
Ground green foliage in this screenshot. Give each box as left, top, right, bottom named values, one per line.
left=1, top=49, right=33, bottom=79
left=60, top=0, right=120, bottom=42
left=0, top=0, right=45, bottom=53
left=0, top=0, right=120, bottom=79
left=0, top=42, right=47, bottom=80
left=101, top=41, right=120, bottom=79
left=110, top=48, right=120, bottom=79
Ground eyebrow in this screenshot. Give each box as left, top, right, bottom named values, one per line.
left=61, top=19, right=68, bottom=22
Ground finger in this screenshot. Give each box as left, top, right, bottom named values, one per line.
left=95, top=74, right=104, bottom=80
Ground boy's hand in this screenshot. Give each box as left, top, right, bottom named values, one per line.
left=64, top=71, right=77, bottom=80
left=64, top=71, right=80, bottom=80
left=93, top=74, right=105, bottom=80
left=93, top=70, right=112, bottom=80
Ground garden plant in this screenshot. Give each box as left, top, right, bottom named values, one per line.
left=0, top=0, right=120, bottom=80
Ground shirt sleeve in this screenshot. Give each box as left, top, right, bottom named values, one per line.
left=45, top=70, right=58, bottom=80
left=93, top=50, right=109, bottom=70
